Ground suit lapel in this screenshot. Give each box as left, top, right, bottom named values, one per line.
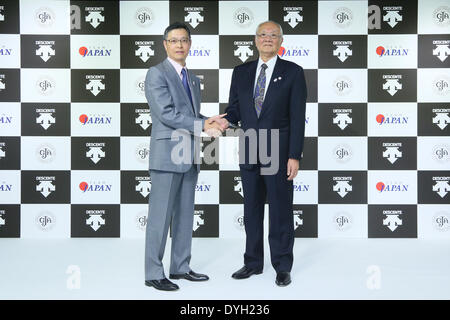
left=162, top=59, right=196, bottom=116
left=258, top=57, right=285, bottom=119
left=245, top=60, right=259, bottom=119
left=187, top=70, right=199, bottom=117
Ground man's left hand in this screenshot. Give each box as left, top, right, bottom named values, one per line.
left=287, top=158, right=299, bottom=181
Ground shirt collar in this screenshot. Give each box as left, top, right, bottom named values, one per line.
left=257, top=55, right=277, bottom=71
left=167, top=57, right=187, bottom=77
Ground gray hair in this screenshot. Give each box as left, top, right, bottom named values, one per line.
left=255, top=20, right=283, bottom=37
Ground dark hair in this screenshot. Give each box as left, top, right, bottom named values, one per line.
left=163, top=22, right=191, bottom=40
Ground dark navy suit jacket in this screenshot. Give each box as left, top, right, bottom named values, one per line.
left=225, top=56, right=307, bottom=171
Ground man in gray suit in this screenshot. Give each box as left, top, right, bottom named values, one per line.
left=144, top=22, right=226, bottom=291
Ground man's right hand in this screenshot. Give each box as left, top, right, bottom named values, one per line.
left=204, top=114, right=228, bottom=137
left=209, top=113, right=229, bottom=131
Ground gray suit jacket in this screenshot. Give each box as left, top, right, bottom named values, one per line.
left=145, top=58, right=206, bottom=173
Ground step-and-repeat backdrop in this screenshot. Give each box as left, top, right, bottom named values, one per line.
left=0, top=0, right=449, bottom=239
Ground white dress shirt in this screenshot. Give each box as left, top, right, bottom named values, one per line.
left=253, top=55, right=278, bottom=101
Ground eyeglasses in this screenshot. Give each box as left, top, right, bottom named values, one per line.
left=165, top=38, right=190, bottom=45
left=256, top=33, right=281, bottom=40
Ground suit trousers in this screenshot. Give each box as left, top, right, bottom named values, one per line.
left=240, top=164, right=295, bottom=273
left=145, top=165, right=198, bottom=281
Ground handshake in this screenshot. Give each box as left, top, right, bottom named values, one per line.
left=203, top=113, right=230, bottom=138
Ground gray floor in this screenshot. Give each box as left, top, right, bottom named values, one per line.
left=0, top=238, right=449, bottom=300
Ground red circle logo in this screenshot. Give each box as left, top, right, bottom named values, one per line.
left=79, top=182, right=88, bottom=192
left=79, top=114, right=88, bottom=124
left=79, top=46, right=88, bottom=56
left=376, top=46, right=385, bottom=56
left=278, top=46, right=286, bottom=57
left=376, top=114, right=385, bottom=124
left=376, top=182, right=385, bottom=192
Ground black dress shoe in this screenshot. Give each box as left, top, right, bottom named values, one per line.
left=169, top=270, right=209, bottom=281
left=145, top=278, right=179, bottom=291
left=275, top=272, right=291, bottom=287
left=231, top=266, right=263, bottom=279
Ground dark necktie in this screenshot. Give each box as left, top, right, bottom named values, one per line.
left=181, top=68, right=194, bottom=110
left=254, top=63, right=268, bottom=117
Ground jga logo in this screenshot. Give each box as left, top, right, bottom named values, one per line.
left=432, top=145, right=450, bottom=163
left=36, top=212, right=54, bottom=231
left=234, top=212, right=245, bottom=230
left=135, top=7, right=153, bottom=27
left=333, top=77, right=352, bottom=96
left=333, top=145, right=352, bottom=163
left=433, top=6, right=450, bottom=27
left=334, top=7, right=353, bottom=28
left=135, top=144, right=150, bottom=163
left=136, top=212, right=147, bottom=231
left=35, top=7, right=54, bottom=27
left=36, top=77, right=55, bottom=96
left=334, top=212, right=352, bottom=231
left=433, top=213, right=450, bottom=231
left=135, top=78, right=146, bottom=96
left=433, top=77, right=450, bottom=96
left=233, top=7, right=253, bottom=28
left=36, top=144, right=55, bottom=163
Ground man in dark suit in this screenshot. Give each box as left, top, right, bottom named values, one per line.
left=223, top=20, right=307, bottom=286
